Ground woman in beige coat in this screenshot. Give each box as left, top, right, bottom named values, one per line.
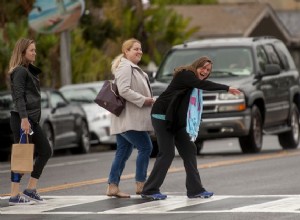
left=106, top=38, right=154, bottom=198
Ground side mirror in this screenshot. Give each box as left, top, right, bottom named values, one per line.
left=263, top=64, right=281, bottom=76
left=56, top=102, right=67, bottom=108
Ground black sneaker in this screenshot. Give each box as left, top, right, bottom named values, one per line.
left=23, top=189, right=46, bottom=203
left=9, top=194, right=35, bottom=206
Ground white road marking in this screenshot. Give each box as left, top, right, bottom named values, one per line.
left=1, top=195, right=300, bottom=215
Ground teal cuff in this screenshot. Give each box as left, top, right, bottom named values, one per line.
left=151, top=114, right=166, bottom=120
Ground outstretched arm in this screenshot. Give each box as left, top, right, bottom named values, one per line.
left=228, top=87, right=241, bottom=95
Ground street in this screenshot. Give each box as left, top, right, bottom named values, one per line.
left=1, top=135, right=300, bottom=219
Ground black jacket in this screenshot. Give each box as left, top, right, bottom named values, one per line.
left=151, top=70, right=229, bottom=133
left=10, top=64, right=42, bottom=123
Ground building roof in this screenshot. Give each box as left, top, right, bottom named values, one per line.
left=170, top=3, right=297, bottom=46
left=277, top=11, right=300, bottom=38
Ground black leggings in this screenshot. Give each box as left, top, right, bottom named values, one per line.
left=142, top=118, right=205, bottom=197
left=10, top=112, right=53, bottom=180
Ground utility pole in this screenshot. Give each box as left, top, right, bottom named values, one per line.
left=60, top=30, right=72, bottom=85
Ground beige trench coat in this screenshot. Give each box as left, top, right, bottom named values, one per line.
left=110, top=58, right=154, bottom=135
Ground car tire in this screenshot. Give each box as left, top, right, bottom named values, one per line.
left=43, top=122, right=54, bottom=150
left=194, top=139, right=204, bottom=155
left=71, top=120, right=90, bottom=154
left=239, top=105, right=263, bottom=153
left=278, top=103, right=300, bottom=149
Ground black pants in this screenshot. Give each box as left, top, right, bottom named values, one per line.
left=142, top=118, right=205, bottom=197
left=10, top=112, right=53, bottom=179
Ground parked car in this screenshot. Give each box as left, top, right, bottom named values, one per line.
left=0, top=89, right=90, bottom=161
left=59, top=81, right=116, bottom=147
left=150, top=36, right=300, bottom=155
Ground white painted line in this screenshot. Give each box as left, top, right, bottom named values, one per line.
left=233, top=197, right=300, bottom=212
left=102, top=196, right=227, bottom=214
left=1, top=195, right=300, bottom=215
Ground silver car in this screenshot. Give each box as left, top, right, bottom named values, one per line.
left=60, top=82, right=116, bottom=146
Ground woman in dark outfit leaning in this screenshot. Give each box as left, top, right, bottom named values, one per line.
left=8, top=38, right=53, bottom=205
left=141, top=56, right=241, bottom=200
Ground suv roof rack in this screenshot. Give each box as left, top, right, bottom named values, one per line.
left=253, top=36, right=275, bottom=41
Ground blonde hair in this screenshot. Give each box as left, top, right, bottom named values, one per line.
left=111, top=38, right=141, bottom=73
left=174, top=56, right=212, bottom=79
left=8, top=38, right=35, bottom=74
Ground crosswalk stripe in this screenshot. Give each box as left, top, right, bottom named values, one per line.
left=1, top=195, right=300, bottom=214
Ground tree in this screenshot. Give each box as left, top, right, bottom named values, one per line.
left=0, top=0, right=60, bottom=89
left=142, top=5, right=199, bottom=64
left=0, top=0, right=205, bottom=89
left=87, top=0, right=199, bottom=66
left=70, top=28, right=113, bottom=82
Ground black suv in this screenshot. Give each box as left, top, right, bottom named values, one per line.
left=150, top=37, right=300, bottom=155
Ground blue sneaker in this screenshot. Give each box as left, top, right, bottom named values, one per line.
left=141, top=193, right=167, bottom=200
left=188, top=191, right=214, bottom=199
left=9, top=194, right=35, bottom=206
left=23, top=189, right=46, bottom=203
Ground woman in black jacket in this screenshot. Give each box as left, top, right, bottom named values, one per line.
left=8, top=38, right=52, bottom=205
left=141, top=56, right=241, bottom=200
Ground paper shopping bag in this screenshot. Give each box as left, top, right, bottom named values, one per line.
left=11, top=134, right=34, bottom=173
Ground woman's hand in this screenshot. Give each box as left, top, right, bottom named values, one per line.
left=143, top=97, right=155, bottom=106
left=228, top=87, right=241, bottom=95
left=21, top=118, right=31, bottom=135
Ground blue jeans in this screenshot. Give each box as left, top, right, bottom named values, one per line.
left=108, top=130, right=153, bottom=185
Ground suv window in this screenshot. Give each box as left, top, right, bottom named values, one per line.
left=62, top=88, right=96, bottom=103
left=156, top=47, right=254, bottom=82
left=256, top=46, right=268, bottom=72
left=50, top=92, right=66, bottom=108
left=274, top=41, right=296, bottom=70
left=264, top=44, right=282, bottom=68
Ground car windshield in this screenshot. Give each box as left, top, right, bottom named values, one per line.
left=61, top=88, right=97, bottom=104
left=156, top=47, right=254, bottom=82
left=0, top=93, right=13, bottom=110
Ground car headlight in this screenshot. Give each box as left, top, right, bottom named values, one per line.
left=219, top=92, right=245, bottom=100
left=218, top=92, right=246, bottom=112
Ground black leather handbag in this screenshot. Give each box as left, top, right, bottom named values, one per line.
left=94, top=80, right=126, bottom=116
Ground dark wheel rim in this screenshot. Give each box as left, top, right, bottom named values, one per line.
left=291, top=109, right=300, bottom=142
left=81, top=122, right=90, bottom=151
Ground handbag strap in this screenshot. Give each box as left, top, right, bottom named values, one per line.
left=111, top=66, right=133, bottom=98
left=109, top=81, right=119, bottom=97
left=19, top=132, right=29, bottom=144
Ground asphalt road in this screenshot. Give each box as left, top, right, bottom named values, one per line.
left=1, top=135, right=300, bottom=220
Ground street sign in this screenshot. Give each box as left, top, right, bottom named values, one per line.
left=28, top=0, right=85, bottom=34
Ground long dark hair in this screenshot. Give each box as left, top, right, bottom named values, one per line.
left=8, top=38, right=35, bottom=74
left=173, top=56, right=212, bottom=78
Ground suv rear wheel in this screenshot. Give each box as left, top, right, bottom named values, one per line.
left=239, top=105, right=263, bottom=153
left=278, top=103, right=300, bottom=149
